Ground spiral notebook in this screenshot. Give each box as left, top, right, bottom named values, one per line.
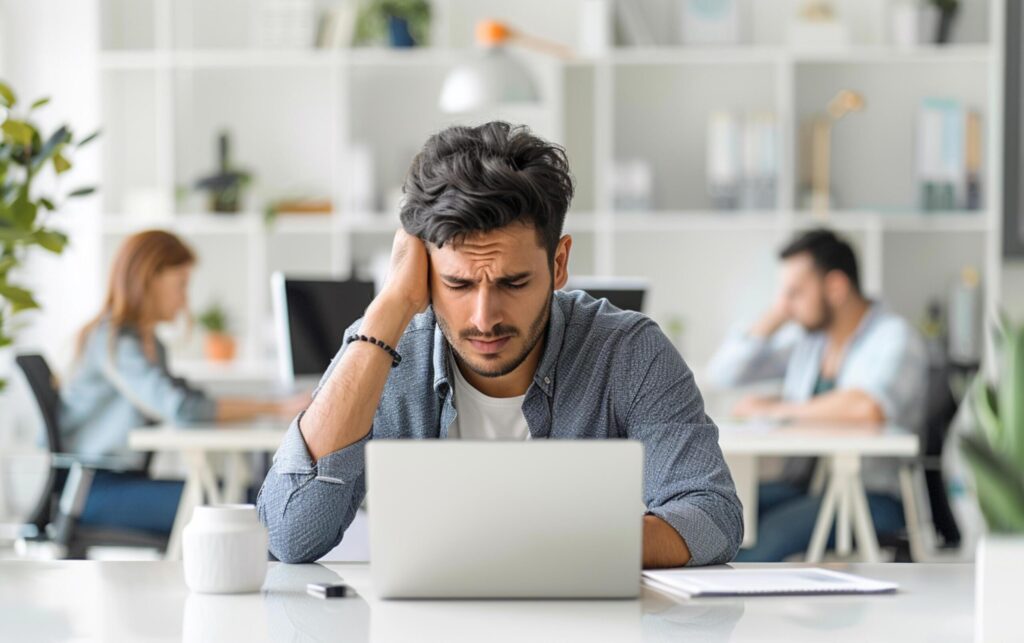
left=643, top=568, right=898, bottom=598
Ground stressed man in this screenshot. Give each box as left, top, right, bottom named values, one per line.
left=707, top=229, right=928, bottom=561
left=258, top=122, right=742, bottom=568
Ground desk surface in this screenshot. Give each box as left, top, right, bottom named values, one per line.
left=130, top=420, right=918, bottom=457
left=0, top=561, right=971, bottom=642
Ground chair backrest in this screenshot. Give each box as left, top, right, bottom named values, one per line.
left=15, top=354, right=63, bottom=455
left=921, top=360, right=961, bottom=548
left=15, top=354, right=65, bottom=533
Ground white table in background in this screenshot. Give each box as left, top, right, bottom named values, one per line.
left=128, top=422, right=285, bottom=560
left=0, top=560, right=974, bottom=642
left=718, top=420, right=920, bottom=563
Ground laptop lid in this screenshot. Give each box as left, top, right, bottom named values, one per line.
left=366, top=440, right=644, bottom=599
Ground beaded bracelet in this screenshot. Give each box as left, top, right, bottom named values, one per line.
left=345, top=333, right=402, bottom=367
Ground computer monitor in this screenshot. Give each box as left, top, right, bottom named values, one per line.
left=564, top=276, right=648, bottom=313
left=271, top=273, right=376, bottom=386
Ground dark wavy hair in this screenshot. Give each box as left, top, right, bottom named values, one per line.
left=780, top=228, right=861, bottom=294
left=399, top=121, right=575, bottom=261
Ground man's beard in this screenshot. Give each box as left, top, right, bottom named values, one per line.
left=806, top=296, right=834, bottom=332
left=438, top=290, right=553, bottom=379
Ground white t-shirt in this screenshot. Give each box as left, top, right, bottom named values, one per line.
left=447, top=355, right=530, bottom=441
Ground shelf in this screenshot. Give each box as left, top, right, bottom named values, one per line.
left=100, top=47, right=467, bottom=71
left=99, top=43, right=993, bottom=72
left=611, top=210, right=782, bottom=231
left=791, top=210, right=992, bottom=232
left=609, top=44, right=991, bottom=67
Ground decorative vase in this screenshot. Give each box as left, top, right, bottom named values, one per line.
left=204, top=333, right=236, bottom=362
left=387, top=15, right=415, bottom=47
left=183, top=505, right=268, bottom=594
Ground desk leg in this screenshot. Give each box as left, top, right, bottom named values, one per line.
left=849, top=464, right=881, bottom=563
left=222, top=452, right=251, bottom=504
left=724, top=454, right=758, bottom=549
left=807, top=458, right=841, bottom=563
left=164, top=450, right=220, bottom=561
left=165, top=456, right=203, bottom=561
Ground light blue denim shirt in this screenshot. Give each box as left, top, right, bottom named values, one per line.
left=706, top=303, right=929, bottom=495
left=59, top=319, right=217, bottom=469
left=258, top=290, right=743, bottom=566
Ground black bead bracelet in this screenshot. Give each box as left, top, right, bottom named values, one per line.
left=345, top=333, right=402, bottom=367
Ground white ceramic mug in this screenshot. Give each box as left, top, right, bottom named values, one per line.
left=183, top=504, right=268, bottom=594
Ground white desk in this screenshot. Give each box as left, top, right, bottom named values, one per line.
left=0, top=560, right=974, bottom=642
left=130, top=420, right=919, bottom=563
left=718, top=421, right=920, bottom=563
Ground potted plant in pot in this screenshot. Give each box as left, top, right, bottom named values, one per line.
left=0, top=81, right=97, bottom=389
left=197, top=302, right=236, bottom=363
left=960, top=316, right=1024, bottom=641
left=355, top=0, right=431, bottom=48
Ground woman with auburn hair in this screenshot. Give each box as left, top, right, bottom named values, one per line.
left=60, top=229, right=305, bottom=537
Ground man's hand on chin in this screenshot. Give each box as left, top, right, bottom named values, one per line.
left=642, top=514, right=692, bottom=569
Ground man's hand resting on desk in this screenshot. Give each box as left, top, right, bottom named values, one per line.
left=215, top=392, right=310, bottom=423
left=731, top=390, right=886, bottom=424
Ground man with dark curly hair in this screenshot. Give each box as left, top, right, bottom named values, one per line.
left=258, top=122, right=743, bottom=568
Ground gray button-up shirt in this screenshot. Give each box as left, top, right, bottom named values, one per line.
left=257, top=290, right=743, bottom=566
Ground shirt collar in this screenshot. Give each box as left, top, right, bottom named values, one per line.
left=430, top=293, right=567, bottom=399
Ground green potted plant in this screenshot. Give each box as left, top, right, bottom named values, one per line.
left=195, top=131, right=251, bottom=214
left=960, top=316, right=1024, bottom=640
left=355, top=0, right=431, bottom=48
left=197, top=301, right=236, bottom=362
left=0, top=81, right=97, bottom=389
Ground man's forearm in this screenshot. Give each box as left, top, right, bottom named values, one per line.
left=301, top=296, right=416, bottom=461
left=642, top=514, right=692, bottom=568
left=772, top=389, right=885, bottom=424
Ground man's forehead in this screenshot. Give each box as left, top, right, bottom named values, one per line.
left=430, top=224, right=544, bottom=257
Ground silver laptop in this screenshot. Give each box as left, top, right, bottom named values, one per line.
left=366, top=440, right=644, bottom=599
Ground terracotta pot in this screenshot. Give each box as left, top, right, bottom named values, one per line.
left=204, top=333, right=236, bottom=362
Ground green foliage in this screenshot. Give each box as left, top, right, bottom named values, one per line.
left=961, top=317, right=1024, bottom=533
left=0, top=80, right=98, bottom=387
left=354, top=0, right=431, bottom=46
left=196, top=302, right=230, bottom=334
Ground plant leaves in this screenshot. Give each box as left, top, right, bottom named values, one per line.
left=0, top=82, right=16, bottom=108
left=53, top=152, right=71, bottom=174
left=39, top=197, right=56, bottom=211
left=67, top=186, right=96, bottom=198
left=0, top=228, right=33, bottom=243
left=11, top=194, right=37, bottom=229
left=77, top=129, right=100, bottom=147
left=0, top=283, right=39, bottom=312
left=32, top=229, right=67, bottom=253
left=29, top=97, right=50, bottom=111
left=970, top=375, right=1003, bottom=450
left=2, top=119, right=34, bottom=147
left=961, top=433, right=1024, bottom=532
left=0, top=256, right=15, bottom=276
left=31, top=125, right=70, bottom=173
left=1000, top=322, right=1024, bottom=467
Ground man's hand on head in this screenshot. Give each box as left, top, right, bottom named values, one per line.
left=379, top=228, right=431, bottom=322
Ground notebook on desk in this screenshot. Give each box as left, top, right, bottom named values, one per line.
left=643, top=568, right=898, bottom=598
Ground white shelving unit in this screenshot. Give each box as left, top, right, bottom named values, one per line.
left=97, top=0, right=1004, bottom=379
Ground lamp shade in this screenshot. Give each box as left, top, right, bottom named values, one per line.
left=438, top=47, right=540, bottom=114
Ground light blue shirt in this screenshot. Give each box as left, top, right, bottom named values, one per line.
left=706, top=304, right=929, bottom=495
left=59, top=319, right=217, bottom=469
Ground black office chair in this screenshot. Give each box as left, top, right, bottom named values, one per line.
left=16, top=354, right=169, bottom=558
left=881, top=359, right=962, bottom=561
